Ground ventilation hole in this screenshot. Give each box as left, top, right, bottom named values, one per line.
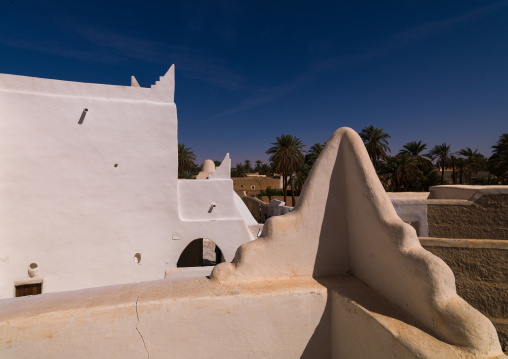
left=134, top=253, right=141, bottom=264
left=114, top=164, right=118, bottom=167
left=29, top=263, right=38, bottom=269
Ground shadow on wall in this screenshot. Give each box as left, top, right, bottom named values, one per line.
left=313, top=141, right=349, bottom=278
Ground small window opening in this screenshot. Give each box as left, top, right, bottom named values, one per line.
left=114, top=164, right=118, bottom=167
left=251, top=185, right=255, bottom=190
left=134, top=253, right=141, bottom=264
left=15, top=283, right=42, bottom=297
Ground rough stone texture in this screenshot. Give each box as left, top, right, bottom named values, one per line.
left=428, top=194, right=508, bottom=239
left=423, top=244, right=508, bottom=348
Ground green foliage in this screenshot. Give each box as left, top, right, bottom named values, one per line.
left=379, top=141, right=440, bottom=192
left=259, top=163, right=273, bottom=176
left=244, top=159, right=252, bottom=172
left=257, top=186, right=284, bottom=199
left=178, top=143, right=197, bottom=178
left=231, top=163, right=247, bottom=177
left=488, top=133, right=508, bottom=184
left=305, top=142, right=325, bottom=168
left=471, top=175, right=498, bottom=185
left=360, top=125, right=391, bottom=170
left=179, top=170, right=194, bottom=179
left=266, top=134, right=305, bottom=204
left=254, top=160, right=263, bottom=172
left=428, top=142, right=451, bottom=185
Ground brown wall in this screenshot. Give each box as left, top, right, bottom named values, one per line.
left=422, top=240, right=508, bottom=348
left=232, top=177, right=281, bottom=196
left=428, top=194, right=508, bottom=240
left=241, top=197, right=268, bottom=223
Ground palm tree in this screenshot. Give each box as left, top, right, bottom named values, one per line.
left=360, top=125, right=391, bottom=171
left=429, top=143, right=451, bottom=185
left=266, top=134, right=305, bottom=204
left=394, top=153, right=423, bottom=191
left=459, top=148, right=487, bottom=183
left=259, top=163, right=272, bottom=176
left=305, top=142, right=325, bottom=168
left=399, top=140, right=427, bottom=157
left=244, top=160, right=252, bottom=172
left=489, top=134, right=508, bottom=184
left=178, top=143, right=197, bottom=178
left=254, top=160, right=263, bottom=173
left=454, top=157, right=468, bottom=184
left=232, top=163, right=247, bottom=177
left=293, top=157, right=311, bottom=198
left=399, top=140, right=432, bottom=164
left=378, top=154, right=422, bottom=191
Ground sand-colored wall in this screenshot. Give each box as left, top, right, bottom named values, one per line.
left=232, top=176, right=281, bottom=196
left=421, top=237, right=508, bottom=349
left=241, top=196, right=268, bottom=223
left=428, top=194, right=508, bottom=239
left=0, top=275, right=494, bottom=359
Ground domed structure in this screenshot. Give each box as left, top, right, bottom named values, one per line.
left=201, top=159, right=216, bottom=173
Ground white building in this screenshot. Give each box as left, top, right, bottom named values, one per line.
left=0, top=66, right=259, bottom=298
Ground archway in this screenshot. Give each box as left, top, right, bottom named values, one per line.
left=177, top=238, right=225, bottom=267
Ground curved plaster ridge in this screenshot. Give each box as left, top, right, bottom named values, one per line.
left=211, top=127, right=503, bottom=356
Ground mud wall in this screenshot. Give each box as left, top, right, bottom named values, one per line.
left=427, top=194, right=508, bottom=239
left=422, top=238, right=508, bottom=348
left=242, top=196, right=268, bottom=223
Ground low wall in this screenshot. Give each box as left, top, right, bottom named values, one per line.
left=241, top=196, right=293, bottom=223
left=421, top=237, right=508, bottom=348
left=388, top=187, right=508, bottom=240
left=0, top=275, right=487, bottom=358
left=427, top=194, right=508, bottom=239
left=241, top=196, right=268, bottom=223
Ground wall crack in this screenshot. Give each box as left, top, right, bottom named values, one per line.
left=135, top=295, right=150, bottom=359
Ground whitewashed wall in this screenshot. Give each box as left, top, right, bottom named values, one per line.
left=0, top=67, right=256, bottom=298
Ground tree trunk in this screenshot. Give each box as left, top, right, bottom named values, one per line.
left=290, top=175, right=296, bottom=207
left=441, top=163, right=445, bottom=185
left=451, top=158, right=456, bottom=184
left=283, top=174, right=287, bottom=204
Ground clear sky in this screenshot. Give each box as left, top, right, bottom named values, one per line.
left=1, top=1, right=507, bottom=165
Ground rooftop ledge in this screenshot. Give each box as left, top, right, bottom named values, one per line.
left=0, top=65, right=176, bottom=103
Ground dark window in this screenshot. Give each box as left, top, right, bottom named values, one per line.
left=15, top=283, right=42, bottom=297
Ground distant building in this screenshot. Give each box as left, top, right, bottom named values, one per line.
left=232, top=176, right=281, bottom=196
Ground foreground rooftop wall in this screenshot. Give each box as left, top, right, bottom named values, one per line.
left=0, top=127, right=504, bottom=358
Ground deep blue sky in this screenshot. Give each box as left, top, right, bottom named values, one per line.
left=1, top=1, right=507, bottom=165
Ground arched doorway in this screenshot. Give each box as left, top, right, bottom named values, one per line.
left=177, top=238, right=225, bottom=267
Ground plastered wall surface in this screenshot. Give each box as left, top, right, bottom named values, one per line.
left=421, top=237, right=508, bottom=349
left=0, top=68, right=256, bottom=298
